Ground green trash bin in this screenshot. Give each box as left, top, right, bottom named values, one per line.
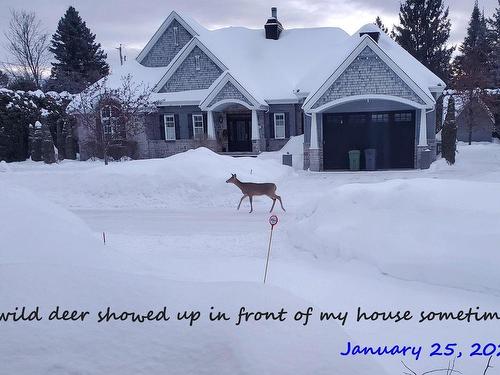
left=348, top=150, right=361, bottom=171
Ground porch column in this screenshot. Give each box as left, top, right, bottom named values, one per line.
left=207, top=110, right=216, bottom=140
left=251, top=109, right=260, bottom=140
left=310, top=112, right=319, bottom=149
left=418, top=108, right=427, bottom=146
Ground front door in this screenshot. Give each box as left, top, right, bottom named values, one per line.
left=227, top=114, right=252, bottom=152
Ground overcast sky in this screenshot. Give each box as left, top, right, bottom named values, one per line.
left=0, top=0, right=497, bottom=69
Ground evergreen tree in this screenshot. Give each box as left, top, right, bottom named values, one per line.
left=48, top=6, right=109, bottom=93
left=31, top=122, right=43, bottom=161
left=487, top=0, right=500, bottom=87
left=393, top=0, right=454, bottom=83
left=453, top=1, right=492, bottom=89
left=375, top=16, right=389, bottom=34
left=41, top=121, right=56, bottom=164
left=441, top=96, right=457, bottom=165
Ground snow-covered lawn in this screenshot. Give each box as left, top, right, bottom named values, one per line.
left=1, top=142, right=500, bottom=374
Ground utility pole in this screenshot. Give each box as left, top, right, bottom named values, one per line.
left=116, top=44, right=124, bottom=66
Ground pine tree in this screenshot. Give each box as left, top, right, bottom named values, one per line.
left=441, top=96, right=457, bottom=165
left=487, top=0, right=500, bottom=88
left=375, top=16, right=389, bottom=34
left=48, top=6, right=109, bottom=93
left=393, top=0, right=455, bottom=83
left=453, top=1, right=492, bottom=89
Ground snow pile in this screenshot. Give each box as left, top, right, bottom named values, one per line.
left=258, top=135, right=304, bottom=170
left=3, top=147, right=295, bottom=209
left=0, top=182, right=382, bottom=375
left=289, top=178, right=500, bottom=294
left=430, top=142, right=500, bottom=181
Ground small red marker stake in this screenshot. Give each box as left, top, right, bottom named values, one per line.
left=263, top=215, right=279, bottom=284
left=103, top=232, right=106, bottom=244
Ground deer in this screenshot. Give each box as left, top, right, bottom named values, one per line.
left=226, top=174, right=286, bottom=213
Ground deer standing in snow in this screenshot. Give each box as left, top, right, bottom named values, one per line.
left=226, top=174, right=286, bottom=213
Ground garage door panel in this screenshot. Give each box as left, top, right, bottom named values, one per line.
left=322, top=110, right=415, bottom=170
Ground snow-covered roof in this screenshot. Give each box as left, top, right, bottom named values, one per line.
left=92, top=12, right=446, bottom=107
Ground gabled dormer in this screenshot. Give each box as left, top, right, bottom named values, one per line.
left=136, top=11, right=202, bottom=67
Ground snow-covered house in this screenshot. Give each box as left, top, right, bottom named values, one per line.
left=442, top=94, right=496, bottom=143
left=75, top=8, right=446, bottom=170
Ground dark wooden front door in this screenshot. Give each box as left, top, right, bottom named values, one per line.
left=227, top=114, right=252, bottom=152
left=323, top=110, right=416, bottom=170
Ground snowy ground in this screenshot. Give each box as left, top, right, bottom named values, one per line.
left=1, top=141, right=500, bottom=374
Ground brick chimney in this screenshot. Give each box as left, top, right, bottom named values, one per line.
left=265, top=7, right=283, bottom=40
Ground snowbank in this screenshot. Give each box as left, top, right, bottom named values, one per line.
left=258, top=135, right=304, bottom=170
left=1, top=183, right=381, bottom=375
left=289, top=178, right=500, bottom=294
left=2, top=147, right=295, bottom=209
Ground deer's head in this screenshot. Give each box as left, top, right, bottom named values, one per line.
left=226, top=174, right=237, bottom=184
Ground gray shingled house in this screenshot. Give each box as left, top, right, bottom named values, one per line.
left=74, top=8, right=446, bottom=170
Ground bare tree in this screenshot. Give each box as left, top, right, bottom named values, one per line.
left=3, top=9, right=50, bottom=88
left=71, top=75, right=155, bottom=164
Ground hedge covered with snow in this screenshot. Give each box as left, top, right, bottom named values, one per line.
left=0, top=89, right=76, bottom=162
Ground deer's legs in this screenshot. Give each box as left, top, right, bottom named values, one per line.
left=249, top=196, right=253, bottom=213
left=276, top=195, right=286, bottom=212
left=269, top=198, right=276, bottom=213
left=237, top=195, right=247, bottom=210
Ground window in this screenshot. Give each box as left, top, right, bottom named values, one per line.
left=195, top=55, right=201, bottom=71
left=274, top=113, right=286, bottom=139
left=100, top=105, right=119, bottom=135
left=192, top=114, right=204, bottom=139
left=173, top=26, right=179, bottom=46
left=164, top=114, right=176, bottom=140
left=371, top=113, right=389, bottom=123
left=394, top=112, right=413, bottom=122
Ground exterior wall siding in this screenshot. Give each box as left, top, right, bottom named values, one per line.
left=160, top=46, right=223, bottom=92
left=208, top=81, right=252, bottom=107
left=312, top=46, right=425, bottom=110
left=141, top=19, right=193, bottom=67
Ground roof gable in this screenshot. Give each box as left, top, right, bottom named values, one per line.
left=153, top=38, right=228, bottom=93
left=158, top=45, right=224, bottom=93
left=136, top=11, right=201, bottom=66
left=200, top=72, right=266, bottom=110
left=303, top=36, right=435, bottom=111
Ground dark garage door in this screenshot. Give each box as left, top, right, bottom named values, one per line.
left=323, top=110, right=416, bottom=170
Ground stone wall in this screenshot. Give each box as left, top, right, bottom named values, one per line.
left=141, top=19, right=193, bottom=67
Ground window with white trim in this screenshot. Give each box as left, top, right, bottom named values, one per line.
left=164, top=114, right=176, bottom=140
left=195, top=55, right=201, bottom=71
left=192, top=114, right=204, bottom=139
left=173, top=26, right=179, bottom=46
left=274, top=113, right=286, bottom=139
left=100, top=105, right=119, bottom=135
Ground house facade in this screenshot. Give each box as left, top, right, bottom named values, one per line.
left=76, top=8, right=446, bottom=170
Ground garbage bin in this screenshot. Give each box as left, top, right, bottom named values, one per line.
left=364, top=148, right=377, bottom=171
left=282, top=153, right=292, bottom=167
left=348, top=150, right=361, bottom=171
